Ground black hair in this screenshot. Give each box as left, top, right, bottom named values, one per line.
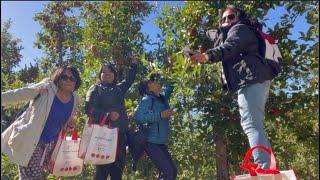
left=51, top=65, right=82, bottom=91
left=96, top=63, right=117, bottom=84
left=138, top=73, right=160, bottom=96
left=224, top=5, right=247, bottom=20
left=138, top=80, right=150, bottom=96
left=149, top=73, right=160, bottom=82
left=223, top=5, right=263, bottom=31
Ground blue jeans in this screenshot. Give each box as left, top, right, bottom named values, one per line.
left=145, top=143, right=178, bottom=180
left=238, top=80, right=272, bottom=169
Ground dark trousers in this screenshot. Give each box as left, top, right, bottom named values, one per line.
left=95, top=163, right=123, bottom=180
left=145, top=142, right=178, bottom=180
left=95, top=133, right=126, bottom=180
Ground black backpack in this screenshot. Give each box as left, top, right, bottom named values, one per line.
left=127, top=98, right=154, bottom=171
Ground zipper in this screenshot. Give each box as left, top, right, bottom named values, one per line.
left=157, top=123, right=160, bottom=134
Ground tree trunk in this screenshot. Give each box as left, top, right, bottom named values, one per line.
left=214, top=133, right=229, bottom=180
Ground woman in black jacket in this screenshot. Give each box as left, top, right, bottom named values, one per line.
left=190, top=5, right=274, bottom=169
left=85, top=56, right=137, bottom=180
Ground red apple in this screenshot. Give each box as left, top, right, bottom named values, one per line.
left=73, top=1, right=82, bottom=7
left=189, top=28, right=197, bottom=37
left=271, top=107, right=280, bottom=116
left=117, top=60, right=124, bottom=66
left=201, top=23, right=209, bottom=30
left=219, top=107, right=228, bottom=115
left=228, top=116, right=237, bottom=121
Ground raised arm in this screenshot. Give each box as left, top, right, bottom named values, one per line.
left=1, top=78, right=50, bottom=106
left=118, top=56, right=138, bottom=93
left=163, top=81, right=174, bottom=100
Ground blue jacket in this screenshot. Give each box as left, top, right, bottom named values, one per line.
left=135, top=83, right=173, bottom=144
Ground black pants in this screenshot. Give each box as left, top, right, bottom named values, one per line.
left=145, top=142, right=178, bottom=180
left=95, top=133, right=126, bottom=180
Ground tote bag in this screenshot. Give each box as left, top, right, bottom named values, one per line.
left=232, top=145, right=297, bottom=180
left=78, top=113, right=118, bottom=165
left=47, top=129, right=83, bottom=177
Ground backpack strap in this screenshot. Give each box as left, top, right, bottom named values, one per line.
left=256, top=30, right=267, bottom=60
left=148, top=97, right=154, bottom=112
left=245, top=25, right=267, bottom=64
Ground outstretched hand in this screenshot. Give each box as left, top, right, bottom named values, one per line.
left=110, top=111, right=120, bottom=121
left=160, top=109, right=175, bottom=119
left=68, top=116, right=76, bottom=128
left=64, top=115, right=76, bottom=133
left=190, top=53, right=209, bottom=64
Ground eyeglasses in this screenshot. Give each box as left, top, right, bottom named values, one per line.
left=221, top=14, right=236, bottom=23
left=60, top=74, right=76, bottom=82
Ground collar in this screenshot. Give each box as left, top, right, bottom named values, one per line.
left=100, top=82, right=116, bottom=87
left=219, top=22, right=243, bottom=41
left=149, top=93, right=165, bottom=101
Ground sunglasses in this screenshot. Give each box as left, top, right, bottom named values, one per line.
left=60, top=74, right=76, bottom=82
left=221, top=14, right=236, bottom=23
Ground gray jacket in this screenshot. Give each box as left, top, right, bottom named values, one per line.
left=1, top=78, right=82, bottom=166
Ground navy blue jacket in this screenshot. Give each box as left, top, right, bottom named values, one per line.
left=85, top=64, right=137, bottom=133
left=206, top=23, right=274, bottom=92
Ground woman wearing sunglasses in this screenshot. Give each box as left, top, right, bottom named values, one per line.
left=135, top=74, right=177, bottom=180
left=84, top=56, right=137, bottom=180
left=190, top=5, right=275, bottom=169
left=1, top=65, right=82, bottom=179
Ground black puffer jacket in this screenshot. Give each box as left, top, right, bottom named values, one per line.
left=206, top=23, right=274, bottom=92
left=85, top=64, right=137, bottom=133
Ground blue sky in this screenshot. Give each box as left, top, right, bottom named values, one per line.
left=1, top=1, right=310, bottom=71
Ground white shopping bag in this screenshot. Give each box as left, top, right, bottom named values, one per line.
left=78, top=113, right=118, bottom=165
left=48, top=129, right=83, bottom=177
left=233, top=146, right=297, bottom=180
left=234, top=170, right=297, bottom=180
left=78, top=118, right=94, bottom=159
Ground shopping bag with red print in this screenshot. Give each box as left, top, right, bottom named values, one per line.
left=78, top=117, right=94, bottom=159
left=78, top=113, right=118, bottom=165
left=47, top=129, right=83, bottom=177
left=232, top=145, right=297, bottom=180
